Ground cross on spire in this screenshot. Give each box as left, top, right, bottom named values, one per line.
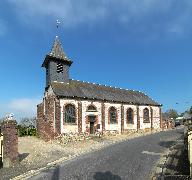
left=56, top=20, right=61, bottom=29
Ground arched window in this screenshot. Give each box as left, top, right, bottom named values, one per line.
left=64, top=104, right=76, bottom=123
left=109, top=107, right=117, bottom=124
left=87, top=105, right=97, bottom=112
left=127, top=108, right=134, bottom=124
left=143, top=108, right=150, bottom=123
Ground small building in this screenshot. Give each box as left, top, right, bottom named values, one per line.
left=37, top=36, right=162, bottom=140
left=183, top=112, right=192, bottom=124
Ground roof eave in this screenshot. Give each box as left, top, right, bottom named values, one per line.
left=54, top=94, right=161, bottom=107
left=42, top=54, right=73, bottom=68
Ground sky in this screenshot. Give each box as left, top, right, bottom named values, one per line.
left=0, top=0, right=192, bottom=120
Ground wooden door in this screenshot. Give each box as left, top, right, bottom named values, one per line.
left=90, top=122, right=94, bottom=134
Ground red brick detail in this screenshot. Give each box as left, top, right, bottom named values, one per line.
left=78, top=102, right=82, bottom=133
left=55, top=98, right=61, bottom=134
left=159, top=107, right=162, bottom=129
left=101, top=102, right=105, bottom=132
left=137, top=106, right=140, bottom=130
left=121, top=105, right=124, bottom=133
left=85, top=115, right=99, bottom=134
left=36, top=95, right=60, bottom=141
left=1, top=120, right=18, bottom=167
left=94, top=116, right=99, bottom=132
left=150, top=107, right=153, bottom=130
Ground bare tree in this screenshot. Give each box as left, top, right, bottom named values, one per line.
left=165, top=109, right=178, bottom=120
left=19, top=117, right=36, bottom=128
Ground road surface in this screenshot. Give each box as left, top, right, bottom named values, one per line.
left=30, top=128, right=183, bottom=180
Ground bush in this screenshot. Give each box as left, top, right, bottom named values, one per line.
left=18, top=125, right=37, bottom=137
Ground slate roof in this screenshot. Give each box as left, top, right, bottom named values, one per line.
left=42, top=36, right=72, bottom=67
left=50, top=80, right=161, bottom=106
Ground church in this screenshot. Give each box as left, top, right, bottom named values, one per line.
left=37, top=36, right=162, bottom=140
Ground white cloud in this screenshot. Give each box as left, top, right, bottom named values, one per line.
left=0, top=98, right=41, bottom=120
left=6, top=0, right=192, bottom=37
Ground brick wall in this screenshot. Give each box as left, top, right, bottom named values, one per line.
left=55, top=98, right=61, bottom=134
left=121, top=105, right=124, bottom=133
left=37, top=95, right=61, bottom=141
left=101, top=102, right=105, bottom=133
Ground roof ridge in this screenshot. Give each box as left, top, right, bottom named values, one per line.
left=70, top=79, right=143, bottom=94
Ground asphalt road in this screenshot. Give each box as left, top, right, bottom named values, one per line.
left=30, top=128, right=183, bottom=180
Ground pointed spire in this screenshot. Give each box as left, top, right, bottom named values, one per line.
left=49, top=36, right=67, bottom=60
left=42, top=36, right=73, bottom=67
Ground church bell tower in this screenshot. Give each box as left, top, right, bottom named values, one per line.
left=42, top=36, right=73, bottom=88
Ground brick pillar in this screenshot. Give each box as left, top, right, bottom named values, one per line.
left=2, top=120, right=19, bottom=167
left=101, top=102, right=105, bottom=134
left=121, top=104, right=124, bottom=134
left=150, top=107, right=153, bottom=130
left=159, top=107, right=162, bottom=129
left=55, top=98, right=61, bottom=135
left=137, top=106, right=140, bottom=131
left=78, top=102, right=82, bottom=133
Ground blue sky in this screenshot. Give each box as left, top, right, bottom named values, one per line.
left=0, top=0, right=192, bottom=119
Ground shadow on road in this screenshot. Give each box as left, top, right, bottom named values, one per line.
left=158, top=141, right=175, bottom=148
left=93, top=171, right=122, bottom=180
left=51, top=165, right=60, bottom=180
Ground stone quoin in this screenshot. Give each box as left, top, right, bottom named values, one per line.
left=37, top=36, right=162, bottom=140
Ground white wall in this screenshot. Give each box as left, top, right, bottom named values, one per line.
left=81, top=100, right=102, bottom=132
left=152, top=106, right=161, bottom=129
left=104, top=102, right=121, bottom=132
left=60, top=98, right=161, bottom=134
left=60, top=99, right=79, bottom=133
left=139, top=106, right=151, bottom=129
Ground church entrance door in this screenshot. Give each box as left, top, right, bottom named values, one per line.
left=90, top=122, right=94, bottom=134
left=89, top=116, right=96, bottom=134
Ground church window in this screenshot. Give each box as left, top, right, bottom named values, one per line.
left=64, top=104, right=76, bottom=123
left=57, top=63, right=63, bottom=73
left=87, top=105, right=97, bottom=112
left=109, top=107, right=117, bottom=124
left=127, top=108, right=134, bottom=124
left=143, top=108, right=150, bottom=123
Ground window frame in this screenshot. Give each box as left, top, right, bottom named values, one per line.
left=108, top=107, right=117, bottom=124
left=143, top=108, right=150, bottom=123
left=64, top=104, right=76, bottom=124
left=127, top=108, right=134, bottom=124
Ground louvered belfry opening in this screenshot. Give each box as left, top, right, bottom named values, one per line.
left=57, top=63, right=63, bottom=73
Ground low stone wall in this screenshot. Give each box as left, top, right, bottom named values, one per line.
left=55, top=132, right=94, bottom=144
